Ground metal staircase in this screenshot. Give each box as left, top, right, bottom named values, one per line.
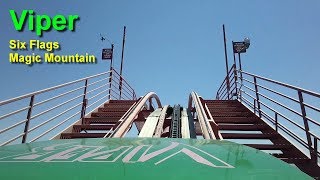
left=204, top=99, right=317, bottom=176
left=0, top=68, right=137, bottom=145
left=59, top=100, right=136, bottom=139
left=213, top=64, right=320, bottom=178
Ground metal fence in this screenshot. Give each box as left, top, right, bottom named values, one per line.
left=216, top=64, right=320, bottom=164
left=0, top=69, right=136, bottom=146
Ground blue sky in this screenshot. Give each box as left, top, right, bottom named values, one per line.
left=1, top=0, right=320, bottom=106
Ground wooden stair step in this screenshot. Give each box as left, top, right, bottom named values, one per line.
left=73, top=125, right=114, bottom=132
left=208, top=107, right=247, bottom=111
left=208, top=106, right=246, bottom=109
left=245, top=144, right=292, bottom=150
left=271, top=153, right=310, bottom=163
left=206, top=101, right=240, bottom=104
left=214, top=117, right=258, bottom=123
left=98, top=108, right=129, bottom=112
left=84, top=117, right=120, bottom=124
left=279, top=157, right=310, bottom=164
left=206, top=101, right=241, bottom=105
left=103, top=105, right=133, bottom=109
left=206, top=105, right=243, bottom=109
left=91, top=112, right=126, bottom=117
left=60, top=133, right=106, bottom=139
left=211, top=111, right=253, bottom=117
left=221, top=133, right=278, bottom=139
left=204, top=100, right=239, bottom=103
left=219, top=124, right=267, bottom=131
left=108, top=100, right=136, bottom=104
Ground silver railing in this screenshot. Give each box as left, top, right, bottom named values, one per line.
left=0, top=68, right=136, bottom=146
left=216, top=64, right=320, bottom=164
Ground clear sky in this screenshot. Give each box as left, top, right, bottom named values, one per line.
left=1, top=0, right=320, bottom=106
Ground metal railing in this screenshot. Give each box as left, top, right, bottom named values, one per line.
left=0, top=69, right=136, bottom=146
left=216, top=64, right=320, bottom=164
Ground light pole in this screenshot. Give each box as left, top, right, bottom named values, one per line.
left=232, top=38, right=250, bottom=99
left=232, top=37, right=250, bottom=71
left=101, top=35, right=114, bottom=100
left=222, top=25, right=230, bottom=100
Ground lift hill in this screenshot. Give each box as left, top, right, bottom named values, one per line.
left=0, top=64, right=319, bottom=178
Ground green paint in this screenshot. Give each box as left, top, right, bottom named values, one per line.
left=9, top=10, right=79, bottom=36
left=0, top=138, right=311, bottom=180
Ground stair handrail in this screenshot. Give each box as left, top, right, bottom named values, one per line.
left=110, top=92, right=162, bottom=137
left=109, top=69, right=137, bottom=100
left=103, top=100, right=138, bottom=138
left=216, top=65, right=320, bottom=165
left=0, top=71, right=110, bottom=106
left=189, top=92, right=221, bottom=139
left=0, top=68, right=136, bottom=146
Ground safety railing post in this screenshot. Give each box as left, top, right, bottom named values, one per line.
left=119, top=76, right=123, bottom=100
left=237, top=69, right=243, bottom=101
left=108, top=69, right=113, bottom=100
left=233, top=65, right=238, bottom=99
left=313, top=137, right=318, bottom=164
left=298, top=90, right=313, bottom=159
left=80, top=79, right=88, bottom=124
left=226, top=77, right=230, bottom=100
left=22, top=95, right=35, bottom=143
left=253, top=77, right=262, bottom=118
left=238, top=53, right=243, bottom=83
left=253, top=99, right=256, bottom=114
left=275, top=112, right=278, bottom=132
left=239, top=69, right=244, bottom=87
left=133, top=91, right=136, bottom=100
